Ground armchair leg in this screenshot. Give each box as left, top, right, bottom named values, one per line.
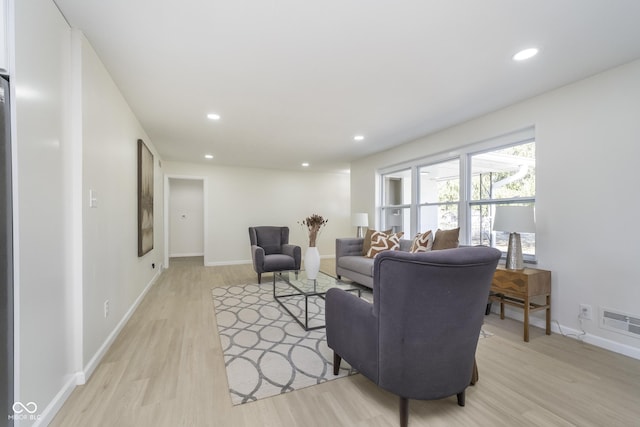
left=399, top=397, right=408, bottom=427
left=333, top=352, right=342, bottom=375
left=257, top=273, right=262, bottom=284
left=457, top=390, right=465, bottom=407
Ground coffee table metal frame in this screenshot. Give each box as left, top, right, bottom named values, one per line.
left=273, top=270, right=362, bottom=331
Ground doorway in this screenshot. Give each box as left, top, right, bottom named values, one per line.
left=164, top=176, right=206, bottom=268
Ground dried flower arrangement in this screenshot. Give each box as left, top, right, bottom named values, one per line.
left=299, top=214, right=328, bottom=247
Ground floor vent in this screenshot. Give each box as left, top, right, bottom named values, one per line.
left=601, top=308, right=640, bottom=339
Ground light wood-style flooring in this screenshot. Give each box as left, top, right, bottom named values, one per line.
left=51, top=257, right=640, bottom=426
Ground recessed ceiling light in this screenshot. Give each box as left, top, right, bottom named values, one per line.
left=204, top=154, right=214, bottom=159
left=512, top=48, right=539, bottom=61
left=301, top=162, right=310, bottom=167
left=207, top=113, right=221, bottom=120
left=354, top=135, right=365, bottom=141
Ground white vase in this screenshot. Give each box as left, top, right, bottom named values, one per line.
left=304, top=247, right=320, bottom=280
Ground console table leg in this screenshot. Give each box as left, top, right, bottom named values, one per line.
left=545, top=294, right=551, bottom=335
left=524, top=295, right=530, bottom=342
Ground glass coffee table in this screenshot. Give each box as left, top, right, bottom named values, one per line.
left=273, top=270, right=362, bottom=331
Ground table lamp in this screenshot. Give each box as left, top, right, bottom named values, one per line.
left=492, top=206, right=535, bottom=269
left=352, top=213, right=369, bottom=238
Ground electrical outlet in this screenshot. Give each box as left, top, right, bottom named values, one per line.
left=104, top=300, right=109, bottom=318
left=579, top=304, right=592, bottom=320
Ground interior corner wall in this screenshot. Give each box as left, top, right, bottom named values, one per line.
left=350, top=59, right=640, bottom=358
left=162, top=162, right=351, bottom=265
left=79, top=33, right=164, bottom=369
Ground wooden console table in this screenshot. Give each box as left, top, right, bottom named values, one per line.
left=490, top=266, right=551, bottom=342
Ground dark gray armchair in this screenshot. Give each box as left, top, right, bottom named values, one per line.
left=248, top=226, right=301, bottom=284
left=326, top=246, right=501, bottom=427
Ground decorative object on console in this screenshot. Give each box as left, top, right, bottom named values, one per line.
left=352, top=213, right=369, bottom=238
left=492, top=206, right=535, bottom=270
left=299, top=214, right=328, bottom=279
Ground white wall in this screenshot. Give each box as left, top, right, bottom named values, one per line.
left=169, top=178, right=203, bottom=257
left=79, top=32, right=164, bottom=371
left=13, top=0, right=75, bottom=423
left=13, top=3, right=165, bottom=424
left=351, top=59, right=640, bottom=358
left=163, top=162, right=351, bottom=265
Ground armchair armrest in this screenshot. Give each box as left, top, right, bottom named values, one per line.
left=282, top=243, right=302, bottom=269
left=251, top=245, right=265, bottom=272
left=326, top=288, right=379, bottom=381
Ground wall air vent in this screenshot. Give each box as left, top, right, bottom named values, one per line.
left=601, top=308, right=640, bottom=339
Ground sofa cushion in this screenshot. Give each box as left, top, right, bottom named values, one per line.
left=366, top=231, right=404, bottom=258
left=410, top=230, right=433, bottom=253
left=362, top=228, right=392, bottom=256
left=338, top=255, right=375, bottom=277
left=432, top=228, right=460, bottom=250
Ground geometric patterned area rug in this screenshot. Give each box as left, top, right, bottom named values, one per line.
left=211, top=283, right=363, bottom=405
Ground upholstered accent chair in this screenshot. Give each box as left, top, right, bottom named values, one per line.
left=326, top=246, right=501, bottom=427
left=248, top=226, right=301, bottom=284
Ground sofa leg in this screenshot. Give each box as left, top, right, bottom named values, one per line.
left=457, top=390, right=465, bottom=407
left=333, top=352, right=342, bottom=375
left=399, top=397, right=408, bottom=427
left=257, top=273, right=262, bottom=284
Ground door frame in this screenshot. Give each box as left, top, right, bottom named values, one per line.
left=164, top=175, right=207, bottom=268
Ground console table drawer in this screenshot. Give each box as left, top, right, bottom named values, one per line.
left=492, top=268, right=550, bottom=297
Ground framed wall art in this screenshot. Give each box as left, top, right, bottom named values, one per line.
left=138, top=139, right=154, bottom=256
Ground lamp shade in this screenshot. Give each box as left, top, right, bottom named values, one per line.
left=493, top=206, right=535, bottom=233
left=352, top=213, right=369, bottom=227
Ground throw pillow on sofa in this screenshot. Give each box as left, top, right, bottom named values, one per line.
left=410, top=230, right=433, bottom=253
left=362, top=228, right=393, bottom=256
left=366, top=231, right=404, bottom=258
left=432, top=227, right=460, bottom=250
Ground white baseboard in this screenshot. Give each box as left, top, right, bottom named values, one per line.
left=169, top=252, right=204, bottom=258
left=80, top=266, right=163, bottom=383
left=205, top=259, right=251, bottom=267
left=25, top=266, right=164, bottom=427
left=30, top=374, right=78, bottom=427
left=493, top=305, right=640, bottom=360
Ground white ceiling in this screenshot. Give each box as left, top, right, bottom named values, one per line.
left=52, top=0, right=640, bottom=172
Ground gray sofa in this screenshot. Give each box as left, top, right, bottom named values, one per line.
left=335, top=237, right=414, bottom=288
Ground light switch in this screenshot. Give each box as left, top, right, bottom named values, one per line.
left=89, top=189, right=98, bottom=208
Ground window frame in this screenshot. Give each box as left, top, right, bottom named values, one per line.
left=377, top=128, right=536, bottom=262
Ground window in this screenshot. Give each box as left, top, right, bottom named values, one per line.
left=378, top=130, right=536, bottom=260
left=469, top=142, right=536, bottom=256
left=418, top=159, right=460, bottom=232
left=380, top=169, right=411, bottom=235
